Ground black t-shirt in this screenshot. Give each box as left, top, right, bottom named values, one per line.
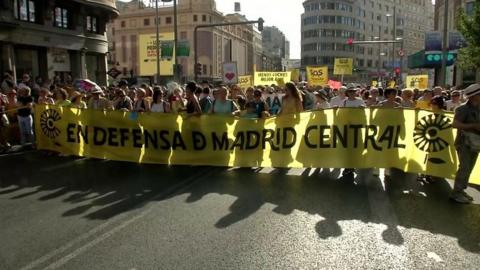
left=17, top=96, right=33, bottom=117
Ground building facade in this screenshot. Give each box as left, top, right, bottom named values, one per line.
left=0, top=0, right=118, bottom=85
left=108, top=0, right=264, bottom=83
left=434, top=0, right=479, bottom=86
left=262, top=26, right=290, bottom=71
left=301, top=0, right=434, bottom=82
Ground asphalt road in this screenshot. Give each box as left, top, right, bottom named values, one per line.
left=1, top=151, right=480, bottom=269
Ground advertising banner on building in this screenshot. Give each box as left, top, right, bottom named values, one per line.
left=333, top=58, right=353, bottom=75
left=254, top=72, right=291, bottom=86
left=34, top=105, right=480, bottom=185
left=138, top=33, right=175, bottom=76
left=306, top=66, right=329, bottom=86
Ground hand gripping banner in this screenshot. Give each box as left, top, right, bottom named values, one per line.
left=34, top=105, right=480, bottom=184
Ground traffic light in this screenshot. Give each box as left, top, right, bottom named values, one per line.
left=347, top=38, right=353, bottom=46
left=258, top=18, right=264, bottom=31
left=195, top=63, right=202, bottom=75
left=394, top=67, right=400, bottom=75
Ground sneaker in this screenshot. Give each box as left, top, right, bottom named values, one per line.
left=461, top=191, right=474, bottom=201
left=450, top=193, right=472, bottom=204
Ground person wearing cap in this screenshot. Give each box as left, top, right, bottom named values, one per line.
left=446, top=90, right=462, bottom=112
left=70, top=91, right=87, bottom=109
left=37, top=88, right=54, bottom=105
left=341, top=87, right=365, bottom=108
left=450, top=83, right=480, bottom=203
left=330, top=86, right=347, bottom=108
left=314, top=90, right=331, bottom=110
left=88, top=87, right=112, bottom=110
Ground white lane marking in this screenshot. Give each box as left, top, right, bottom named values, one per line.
left=19, top=167, right=217, bottom=270
left=427, top=252, right=444, bottom=263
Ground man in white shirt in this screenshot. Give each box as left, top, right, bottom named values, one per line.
left=330, top=86, right=347, bottom=107
left=446, top=90, right=462, bottom=111
left=341, top=87, right=366, bottom=108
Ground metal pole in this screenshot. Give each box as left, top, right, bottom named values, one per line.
left=155, top=0, right=160, bottom=84
left=439, top=0, right=449, bottom=87
left=378, top=26, right=381, bottom=85
left=392, top=6, right=396, bottom=83
left=194, top=27, right=198, bottom=82
left=173, top=0, right=178, bottom=82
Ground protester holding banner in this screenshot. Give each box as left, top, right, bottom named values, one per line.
left=314, top=90, right=331, bottom=110
left=113, top=89, right=133, bottom=112
left=401, top=89, right=416, bottom=108
left=133, top=88, right=150, bottom=112
left=378, top=88, right=401, bottom=108
left=37, top=88, right=54, bottom=105
left=341, top=87, right=365, bottom=108
left=184, top=82, right=202, bottom=116
left=88, top=88, right=112, bottom=110
left=54, top=88, right=71, bottom=107
left=169, top=87, right=186, bottom=113
left=279, top=83, right=303, bottom=115
left=210, top=86, right=240, bottom=116
left=451, top=83, right=480, bottom=204
left=16, top=86, right=34, bottom=145
left=446, top=90, right=462, bottom=112
left=415, top=89, right=433, bottom=110
left=330, top=86, right=346, bottom=108
left=199, top=87, right=213, bottom=114
left=150, top=87, right=171, bottom=113
left=70, top=91, right=87, bottom=109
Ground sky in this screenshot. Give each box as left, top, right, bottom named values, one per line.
left=119, top=0, right=303, bottom=59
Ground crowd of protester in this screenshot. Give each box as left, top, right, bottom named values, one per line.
left=1, top=70, right=479, bottom=203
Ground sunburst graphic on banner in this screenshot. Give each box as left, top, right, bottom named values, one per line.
left=414, top=114, right=451, bottom=153
left=40, top=109, right=61, bottom=139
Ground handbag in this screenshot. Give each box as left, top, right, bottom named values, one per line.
left=463, top=131, right=480, bottom=152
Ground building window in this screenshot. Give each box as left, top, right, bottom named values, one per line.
left=180, top=31, right=187, bottom=40
left=466, top=1, right=475, bottom=16
left=166, top=17, right=172, bottom=24
left=193, top=15, right=198, bottom=22
left=14, top=0, right=36, bottom=22
left=121, top=21, right=125, bottom=28
left=54, top=7, right=69, bottom=28
left=144, top=18, right=150, bottom=26
left=86, top=16, right=98, bottom=33
left=202, top=15, right=207, bottom=22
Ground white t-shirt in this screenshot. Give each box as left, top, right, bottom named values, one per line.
left=315, top=101, right=331, bottom=110
left=446, top=100, right=461, bottom=112
left=341, top=98, right=366, bottom=108
left=330, top=96, right=345, bottom=107
left=151, top=102, right=166, bottom=113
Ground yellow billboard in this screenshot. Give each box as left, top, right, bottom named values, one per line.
left=139, top=33, right=175, bottom=76
left=306, top=66, right=329, bottom=86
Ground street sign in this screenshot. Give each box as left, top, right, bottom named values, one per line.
left=107, top=67, right=121, bottom=79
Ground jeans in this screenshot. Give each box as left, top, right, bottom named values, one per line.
left=17, top=115, right=33, bottom=145
left=453, top=144, right=479, bottom=193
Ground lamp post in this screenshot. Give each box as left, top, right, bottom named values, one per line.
left=155, top=0, right=160, bottom=84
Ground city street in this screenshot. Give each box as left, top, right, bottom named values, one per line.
left=1, top=151, right=480, bottom=269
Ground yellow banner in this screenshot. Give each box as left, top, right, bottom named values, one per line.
left=290, top=69, right=300, bottom=83
left=139, top=33, right=175, bottom=76
left=238, top=75, right=253, bottom=89
left=406, top=75, right=429, bottom=89
left=334, top=58, right=353, bottom=75
left=306, top=66, right=328, bottom=86
left=254, top=72, right=291, bottom=86
left=34, top=105, right=480, bottom=185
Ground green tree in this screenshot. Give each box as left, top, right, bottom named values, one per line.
left=457, top=0, right=480, bottom=69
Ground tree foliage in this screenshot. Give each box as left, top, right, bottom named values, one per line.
left=456, top=0, right=480, bottom=69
